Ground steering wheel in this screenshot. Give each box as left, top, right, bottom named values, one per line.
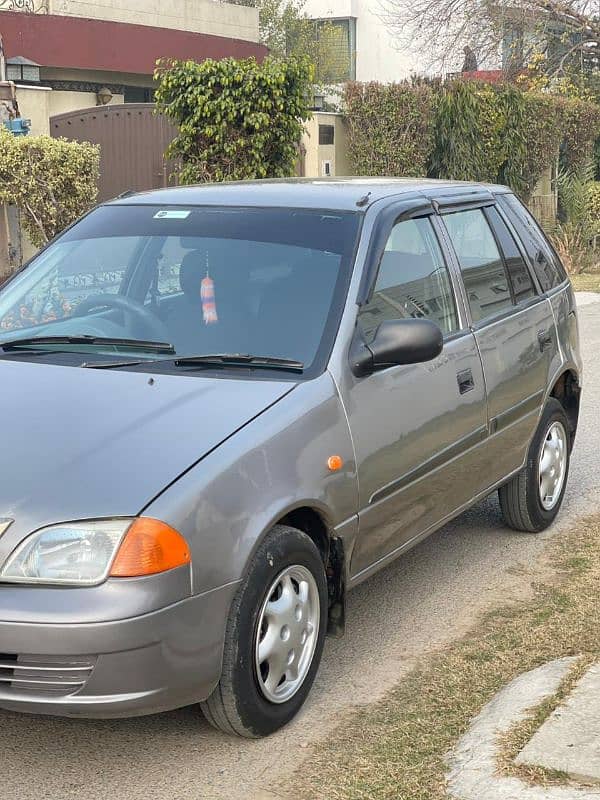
left=72, top=293, right=171, bottom=343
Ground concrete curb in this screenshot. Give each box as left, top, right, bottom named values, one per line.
left=517, top=663, right=600, bottom=784
left=446, top=658, right=600, bottom=800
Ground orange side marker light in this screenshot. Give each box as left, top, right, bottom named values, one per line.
left=327, top=455, right=344, bottom=472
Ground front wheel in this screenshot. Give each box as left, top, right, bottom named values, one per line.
left=201, top=524, right=328, bottom=737
left=499, top=398, right=571, bottom=533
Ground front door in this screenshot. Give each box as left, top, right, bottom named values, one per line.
left=343, top=213, right=488, bottom=580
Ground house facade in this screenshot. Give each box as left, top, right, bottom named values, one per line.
left=0, top=0, right=266, bottom=134
left=0, top=0, right=266, bottom=273
left=303, top=0, right=420, bottom=84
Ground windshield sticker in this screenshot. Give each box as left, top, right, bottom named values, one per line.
left=153, top=210, right=191, bottom=220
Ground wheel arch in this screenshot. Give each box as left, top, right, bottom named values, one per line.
left=548, top=368, right=581, bottom=445
left=249, top=501, right=347, bottom=638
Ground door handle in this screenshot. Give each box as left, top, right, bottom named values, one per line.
left=538, top=329, right=552, bottom=352
left=457, top=368, right=475, bottom=394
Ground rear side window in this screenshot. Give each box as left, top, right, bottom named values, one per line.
left=485, top=206, right=536, bottom=304
left=497, top=193, right=567, bottom=291
left=442, top=208, right=512, bottom=323
left=359, top=216, right=459, bottom=340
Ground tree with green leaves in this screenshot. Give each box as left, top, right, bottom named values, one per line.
left=154, top=56, right=313, bottom=184
left=226, top=0, right=341, bottom=83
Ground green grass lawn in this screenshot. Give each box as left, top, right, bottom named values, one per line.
left=282, top=515, right=600, bottom=800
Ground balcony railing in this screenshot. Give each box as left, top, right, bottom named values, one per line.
left=0, top=0, right=48, bottom=12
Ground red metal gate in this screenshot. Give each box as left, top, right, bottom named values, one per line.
left=50, top=103, right=178, bottom=202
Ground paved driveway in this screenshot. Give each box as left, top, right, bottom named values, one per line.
left=3, top=298, right=600, bottom=800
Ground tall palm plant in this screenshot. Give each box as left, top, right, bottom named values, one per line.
left=550, top=162, right=600, bottom=275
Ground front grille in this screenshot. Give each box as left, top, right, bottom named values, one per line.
left=0, top=653, right=96, bottom=696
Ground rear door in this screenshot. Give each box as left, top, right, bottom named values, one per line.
left=496, top=192, right=582, bottom=391
left=439, top=200, right=555, bottom=486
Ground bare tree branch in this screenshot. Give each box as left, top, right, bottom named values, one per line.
left=378, top=0, right=600, bottom=75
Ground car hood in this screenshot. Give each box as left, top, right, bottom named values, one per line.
left=0, top=360, right=295, bottom=536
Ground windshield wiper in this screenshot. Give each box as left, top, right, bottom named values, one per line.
left=81, top=352, right=304, bottom=372
left=81, top=359, right=146, bottom=369
left=0, top=335, right=175, bottom=354
left=173, top=353, right=304, bottom=372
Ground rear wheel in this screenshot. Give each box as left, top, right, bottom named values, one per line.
left=201, top=524, right=328, bottom=737
left=499, top=398, right=571, bottom=532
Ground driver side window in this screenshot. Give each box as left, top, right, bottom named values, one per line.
left=0, top=237, right=136, bottom=333
left=358, top=217, right=459, bottom=342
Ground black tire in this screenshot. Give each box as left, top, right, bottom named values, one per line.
left=498, top=398, right=571, bottom=533
left=200, top=524, right=328, bottom=738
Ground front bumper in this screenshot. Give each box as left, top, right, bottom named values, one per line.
left=0, top=581, right=238, bottom=719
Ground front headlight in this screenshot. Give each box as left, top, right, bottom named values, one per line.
left=0, top=519, right=133, bottom=585
left=0, top=517, right=191, bottom=586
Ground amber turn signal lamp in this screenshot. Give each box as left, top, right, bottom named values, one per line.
left=110, top=518, right=191, bottom=578
left=327, top=455, right=344, bottom=471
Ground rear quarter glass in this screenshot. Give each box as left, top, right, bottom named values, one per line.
left=496, top=194, right=567, bottom=291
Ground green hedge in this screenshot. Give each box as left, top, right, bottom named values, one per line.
left=344, top=81, right=438, bottom=177
left=0, top=131, right=99, bottom=248
left=343, top=79, right=600, bottom=201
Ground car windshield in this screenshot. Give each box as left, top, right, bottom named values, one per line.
left=0, top=204, right=360, bottom=374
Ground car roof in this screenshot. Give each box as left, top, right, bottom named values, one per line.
left=107, top=177, right=511, bottom=212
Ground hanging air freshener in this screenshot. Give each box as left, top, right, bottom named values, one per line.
left=200, top=254, right=218, bottom=325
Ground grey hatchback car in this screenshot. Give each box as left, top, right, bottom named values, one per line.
left=0, top=179, right=581, bottom=737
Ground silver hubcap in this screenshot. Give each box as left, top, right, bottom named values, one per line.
left=538, top=420, right=568, bottom=511
left=254, top=565, right=319, bottom=704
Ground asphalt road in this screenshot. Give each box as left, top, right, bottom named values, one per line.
left=3, top=298, right=600, bottom=800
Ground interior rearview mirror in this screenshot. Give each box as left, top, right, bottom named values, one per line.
left=350, top=318, right=444, bottom=377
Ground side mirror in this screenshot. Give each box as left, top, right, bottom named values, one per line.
left=350, top=318, right=443, bottom=377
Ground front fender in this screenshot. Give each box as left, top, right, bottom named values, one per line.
left=143, top=372, right=359, bottom=596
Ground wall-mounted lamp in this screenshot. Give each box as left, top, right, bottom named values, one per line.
left=96, top=86, right=113, bottom=106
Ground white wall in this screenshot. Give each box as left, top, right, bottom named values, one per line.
left=48, top=0, right=260, bottom=43
left=49, top=90, right=125, bottom=118
left=16, top=84, right=124, bottom=135
left=301, top=112, right=350, bottom=177
left=13, top=84, right=52, bottom=136
left=303, top=0, right=421, bottom=82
